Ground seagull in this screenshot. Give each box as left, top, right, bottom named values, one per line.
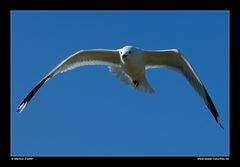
left=17, top=45, right=223, bottom=128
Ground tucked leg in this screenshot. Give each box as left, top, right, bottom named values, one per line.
left=132, top=80, right=139, bottom=87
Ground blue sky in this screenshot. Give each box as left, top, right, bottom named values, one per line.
left=11, top=11, right=229, bottom=156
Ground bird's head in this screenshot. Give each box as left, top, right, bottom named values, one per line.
left=119, top=45, right=143, bottom=62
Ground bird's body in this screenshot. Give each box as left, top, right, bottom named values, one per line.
left=17, top=45, right=223, bottom=128
left=121, top=46, right=144, bottom=80
left=119, top=46, right=153, bottom=93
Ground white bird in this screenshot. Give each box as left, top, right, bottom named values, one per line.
left=17, top=45, right=223, bottom=128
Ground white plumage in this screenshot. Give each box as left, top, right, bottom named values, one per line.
left=17, top=45, right=223, bottom=128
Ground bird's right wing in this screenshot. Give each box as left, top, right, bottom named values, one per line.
left=17, top=49, right=121, bottom=113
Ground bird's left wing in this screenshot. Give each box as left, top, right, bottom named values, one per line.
left=17, top=49, right=121, bottom=113
left=144, top=49, right=223, bottom=128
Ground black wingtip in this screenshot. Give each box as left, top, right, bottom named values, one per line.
left=205, top=92, right=224, bottom=129
left=17, top=108, right=21, bottom=113
left=217, top=116, right=224, bottom=129
left=17, top=102, right=27, bottom=113
left=207, top=103, right=224, bottom=129
left=16, top=75, right=51, bottom=113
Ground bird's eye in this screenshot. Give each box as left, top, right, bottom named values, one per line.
left=129, top=51, right=132, bottom=54
left=120, top=51, right=122, bottom=54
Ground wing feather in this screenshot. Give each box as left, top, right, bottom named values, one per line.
left=144, top=49, right=223, bottom=128
left=17, top=49, right=120, bottom=113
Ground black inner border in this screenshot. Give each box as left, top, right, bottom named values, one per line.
left=1, top=0, right=238, bottom=161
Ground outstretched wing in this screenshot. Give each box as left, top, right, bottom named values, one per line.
left=17, top=49, right=121, bottom=113
left=144, top=49, right=223, bottom=128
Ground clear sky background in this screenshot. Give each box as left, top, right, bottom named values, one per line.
left=11, top=11, right=229, bottom=156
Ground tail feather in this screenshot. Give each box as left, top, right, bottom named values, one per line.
left=109, top=66, right=155, bottom=94
left=135, top=78, right=155, bottom=94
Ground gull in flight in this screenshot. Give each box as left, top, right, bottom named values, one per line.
left=17, top=45, right=223, bottom=128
